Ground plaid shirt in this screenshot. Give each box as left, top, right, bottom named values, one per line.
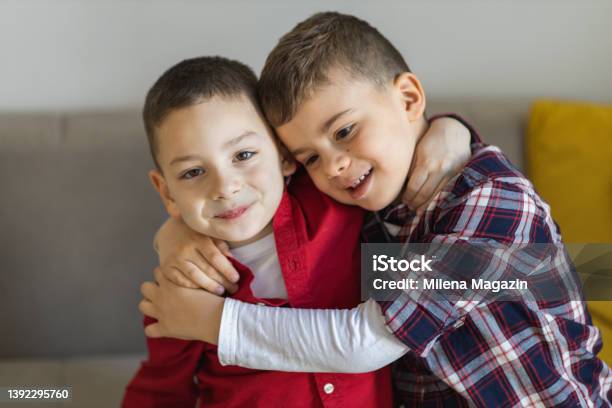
left=363, top=117, right=612, bottom=407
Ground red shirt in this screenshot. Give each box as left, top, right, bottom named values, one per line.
left=122, top=171, right=393, bottom=407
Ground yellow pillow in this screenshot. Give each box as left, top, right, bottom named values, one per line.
left=527, top=99, right=612, bottom=364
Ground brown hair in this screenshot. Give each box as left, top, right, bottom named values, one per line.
left=143, top=56, right=258, bottom=169
left=259, top=11, right=411, bottom=127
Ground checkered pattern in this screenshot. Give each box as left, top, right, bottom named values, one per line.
left=363, top=120, right=612, bottom=407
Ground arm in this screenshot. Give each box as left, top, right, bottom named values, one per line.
left=383, top=180, right=602, bottom=404
left=404, top=116, right=471, bottom=214
left=140, top=270, right=407, bottom=373
left=379, top=179, right=564, bottom=356
left=219, top=298, right=408, bottom=373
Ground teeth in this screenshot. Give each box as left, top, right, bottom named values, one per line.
left=350, top=168, right=371, bottom=188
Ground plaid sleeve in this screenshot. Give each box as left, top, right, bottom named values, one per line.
left=380, top=179, right=557, bottom=355
left=380, top=177, right=610, bottom=405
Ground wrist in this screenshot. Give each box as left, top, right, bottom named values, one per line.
left=428, top=116, right=456, bottom=134
left=429, top=113, right=480, bottom=145
left=217, top=298, right=240, bottom=365
left=203, top=296, right=225, bottom=345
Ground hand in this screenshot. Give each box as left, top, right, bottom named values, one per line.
left=404, top=117, right=471, bottom=215
left=139, top=267, right=225, bottom=344
left=155, top=217, right=239, bottom=294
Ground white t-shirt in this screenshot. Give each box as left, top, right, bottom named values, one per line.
left=230, top=232, right=287, bottom=300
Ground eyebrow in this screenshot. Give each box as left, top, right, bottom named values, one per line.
left=170, top=154, right=201, bottom=166
left=169, top=131, right=258, bottom=166
left=223, top=130, right=258, bottom=148
left=320, top=108, right=353, bottom=135
left=291, top=109, right=353, bottom=157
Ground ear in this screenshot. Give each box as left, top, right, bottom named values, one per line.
left=149, top=169, right=181, bottom=219
left=393, top=72, right=426, bottom=122
left=277, top=143, right=297, bottom=176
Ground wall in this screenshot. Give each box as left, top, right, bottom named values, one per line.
left=0, top=0, right=610, bottom=111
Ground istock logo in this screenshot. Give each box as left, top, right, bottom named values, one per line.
left=372, top=254, right=434, bottom=273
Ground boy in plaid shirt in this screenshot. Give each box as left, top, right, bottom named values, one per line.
left=142, top=12, right=611, bottom=407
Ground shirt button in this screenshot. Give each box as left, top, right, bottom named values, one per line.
left=323, top=383, right=334, bottom=394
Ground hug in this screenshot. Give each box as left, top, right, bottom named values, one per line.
left=124, top=12, right=611, bottom=408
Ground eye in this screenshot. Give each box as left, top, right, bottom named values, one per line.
left=181, top=168, right=205, bottom=179
left=334, top=124, right=354, bottom=141
left=235, top=151, right=256, bottom=161
left=304, top=154, right=319, bottom=167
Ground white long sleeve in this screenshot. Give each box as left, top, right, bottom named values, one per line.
left=217, top=298, right=408, bottom=373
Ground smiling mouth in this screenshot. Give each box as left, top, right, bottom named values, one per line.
left=347, top=168, right=372, bottom=190
left=215, top=204, right=253, bottom=220
left=346, top=167, right=373, bottom=200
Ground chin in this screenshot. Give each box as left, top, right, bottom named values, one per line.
left=361, top=201, right=384, bottom=211
left=225, top=229, right=256, bottom=243
left=357, top=197, right=385, bottom=211
left=364, top=191, right=400, bottom=211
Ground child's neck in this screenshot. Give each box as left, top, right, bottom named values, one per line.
left=228, top=222, right=274, bottom=249
left=390, top=117, right=429, bottom=208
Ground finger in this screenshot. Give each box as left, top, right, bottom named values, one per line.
left=403, top=166, right=428, bottom=207
left=198, top=245, right=240, bottom=283
left=166, top=268, right=199, bottom=289
left=140, top=281, right=158, bottom=301
left=213, top=238, right=232, bottom=258
left=144, top=323, right=164, bottom=338
left=194, top=250, right=239, bottom=293
left=198, top=261, right=239, bottom=294
left=138, top=299, right=158, bottom=318
left=188, top=252, right=236, bottom=291
left=154, top=267, right=170, bottom=285
left=182, top=261, right=227, bottom=295
left=153, top=267, right=163, bottom=284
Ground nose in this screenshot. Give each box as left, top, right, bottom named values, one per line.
left=323, top=151, right=350, bottom=179
left=210, top=171, right=241, bottom=200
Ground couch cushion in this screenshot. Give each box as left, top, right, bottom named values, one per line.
left=0, top=113, right=63, bottom=151
left=0, top=112, right=164, bottom=358
left=527, top=99, right=612, bottom=243
left=526, top=98, right=612, bottom=364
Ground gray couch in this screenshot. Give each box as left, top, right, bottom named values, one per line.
left=0, top=99, right=531, bottom=406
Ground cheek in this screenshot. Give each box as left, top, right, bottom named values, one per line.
left=350, top=131, right=388, bottom=164
left=309, top=171, right=345, bottom=199
left=356, top=122, right=406, bottom=166
left=178, top=195, right=202, bottom=217
left=171, top=186, right=206, bottom=214
left=249, top=162, right=284, bottom=198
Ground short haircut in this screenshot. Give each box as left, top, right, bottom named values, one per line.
left=259, top=11, right=411, bottom=127
left=143, top=56, right=258, bottom=169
